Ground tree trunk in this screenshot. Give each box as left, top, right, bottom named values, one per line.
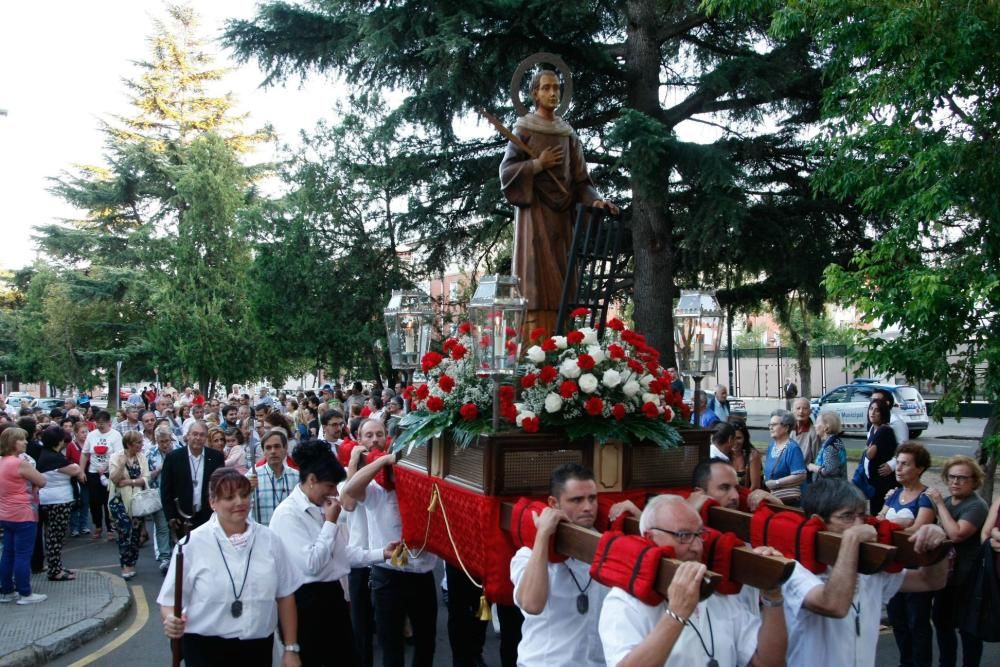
left=796, top=339, right=812, bottom=399
left=625, top=0, right=677, bottom=364
left=978, top=403, right=999, bottom=501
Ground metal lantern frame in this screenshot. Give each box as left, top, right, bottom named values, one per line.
left=384, top=289, right=435, bottom=383
left=468, top=275, right=528, bottom=430
left=673, top=289, right=723, bottom=426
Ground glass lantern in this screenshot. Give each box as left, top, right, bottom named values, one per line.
left=383, top=290, right=434, bottom=372
left=468, top=275, right=528, bottom=377
left=673, top=290, right=723, bottom=425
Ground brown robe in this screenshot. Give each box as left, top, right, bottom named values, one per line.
left=500, top=113, right=600, bottom=334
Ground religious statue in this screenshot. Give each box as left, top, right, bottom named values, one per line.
left=498, top=62, right=617, bottom=335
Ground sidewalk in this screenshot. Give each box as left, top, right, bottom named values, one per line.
left=0, top=570, right=131, bottom=667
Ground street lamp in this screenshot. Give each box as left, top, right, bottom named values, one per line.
left=673, top=290, right=723, bottom=427
left=383, top=289, right=434, bottom=392
left=468, top=275, right=528, bottom=430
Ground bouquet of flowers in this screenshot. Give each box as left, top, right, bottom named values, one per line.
left=392, top=322, right=519, bottom=452
left=513, top=308, right=689, bottom=447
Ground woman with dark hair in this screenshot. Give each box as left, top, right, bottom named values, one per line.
left=864, top=398, right=899, bottom=515
left=0, top=427, right=48, bottom=604
left=269, top=440, right=365, bottom=665
left=37, top=426, right=84, bottom=580
left=731, top=422, right=763, bottom=490
left=158, top=468, right=302, bottom=666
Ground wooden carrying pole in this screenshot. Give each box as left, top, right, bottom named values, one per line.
left=500, top=503, right=795, bottom=600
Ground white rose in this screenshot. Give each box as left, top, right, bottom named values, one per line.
left=580, top=327, right=599, bottom=345
left=640, top=373, right=654, bottom=389
left=515, top=410, right=536, bottom=427
left=587, top=346, right=606, bottom=365
left=559, top=358, right=581, bottom=379
left=544, top=393, right=564, bottom=413
left=642, top=392, right=660, bottom=407
left=552, top=336, right=568, bottom=350
left=602, top=369, right=622, bottom=388
left=578, top=373, right=599, bottom=394
left=622, top=380, right=641, bottom=397
left=526, top=345, right=546, bottom=364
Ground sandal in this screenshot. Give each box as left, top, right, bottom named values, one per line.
left=48, top=572, right=76, bottom=581
left=92, top=529, right=102, bottom=539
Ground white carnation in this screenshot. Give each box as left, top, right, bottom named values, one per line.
left=544, top=393, right=564, bottom=413
left=587, top=346, right=606, bottom=365
left=640, top=373, right=654, bottom=389
left=623, top=380, right=641, bottom=397
left=526, top=345, right=546, bottom=364
left=580, top=327, right=599, bottom=345
left=602, top=369, right=622, bottom=388
left=559, top=358, right=581, bottom=379
left=642, top=392, right=660, bottom=407
left=578, top=373, right=599, bottom=394
left=515, top=410, right=536, bottom=427
left=552, top=336, right=568, bottom=350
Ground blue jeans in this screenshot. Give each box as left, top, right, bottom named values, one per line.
left=0, top=520, right=38, bottom=595
left=69, top=485, right=91, bottom=534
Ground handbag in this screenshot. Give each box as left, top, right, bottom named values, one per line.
left=852, top=460, right=876, bottom=499
left=960, top=540, right=1000, bottom=642
left=130, top=487, right=162, bottom=517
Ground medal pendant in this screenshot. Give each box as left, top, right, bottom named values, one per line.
left=855, top=614, right=861, bottom=637
left=231, top=600, right=243, bottom=618
left=576, top=593, right=589, bottom=615
left=708, top=660, right=719, bottom=667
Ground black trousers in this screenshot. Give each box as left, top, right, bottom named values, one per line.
left=182, top=633, right=272, bottom=667
left=295, top=580, right=356, bottom=666
left=445, top=564, right=523, bottom=667
left=371, top=567, right=437, bottom=667
left=349, top=567, right=375, bottom=667
left=85, top=470, right=112, bottom=530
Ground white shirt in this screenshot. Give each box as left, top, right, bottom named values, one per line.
left=188, top=451, right=205, bottom=512
left=337, top=482, right=386, bottom=568
left=511, top=548, right=608, bottom=667
left=600, top=588, right=761, bottom=667
left=889, top=413, right=909, bottom=445
left=156, top=515, right=302, bottom=640
left=784, top=569, right=905, bottom=667
left=709, top=444, right=729, bottom=461
left=82, top=429, right=123, bottom=473
left=357, top=480, right=438, bottom=573
left=269, top=484, right=354, bottom=584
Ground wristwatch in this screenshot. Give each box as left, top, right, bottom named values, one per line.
left=284, top=643, right=301, bottom=653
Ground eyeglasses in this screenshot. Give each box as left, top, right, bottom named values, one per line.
left=768, top=421, right=783, bottom=428
left=647, top=527, right=707, bottom=544
left=829, top=511, right=862, bottom=523
left=947, top=474, right=972, bottom=483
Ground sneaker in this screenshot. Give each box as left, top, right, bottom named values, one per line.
left=81, top=528, right=91, bottom=535
left=16, top=593, right=47, bottom=605
left=159, top=561, right=170, bottom=576
left=0, top=592, right=19, bottom=603
left=70, top=530, right=80, bottom=537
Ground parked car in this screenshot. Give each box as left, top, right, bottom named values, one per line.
left=6, top=392, right=35, bottom=404
left=811, top=381, right=929, bottom=438
left=31, top=397, right=66, bottom=413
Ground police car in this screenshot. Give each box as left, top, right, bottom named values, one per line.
left=811, top=380, right=929, bottom=437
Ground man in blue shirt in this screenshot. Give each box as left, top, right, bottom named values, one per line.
left=690, top=390, right=720, bottom=428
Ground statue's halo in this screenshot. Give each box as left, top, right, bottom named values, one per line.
left=510, top=52, right=574, bottom=118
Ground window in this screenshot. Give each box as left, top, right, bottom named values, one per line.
left=822, top=387, right=851, bottom=404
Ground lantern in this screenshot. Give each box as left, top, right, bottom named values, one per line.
left=383, top=289, right=434, bottom=375
left=673, top=290, right=723, bottom=426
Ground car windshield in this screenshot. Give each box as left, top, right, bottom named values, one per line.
left=897, top=387, right=921, bottom=401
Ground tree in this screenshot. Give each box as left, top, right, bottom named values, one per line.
left=773, top=2, right=1000, bottom=493
left=224, top=0, right=853, bottom=362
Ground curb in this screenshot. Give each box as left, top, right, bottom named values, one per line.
left=0, top=572, right=133, bottom=667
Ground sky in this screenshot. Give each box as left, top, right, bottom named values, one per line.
left=0, top=0, right=344, bottom=271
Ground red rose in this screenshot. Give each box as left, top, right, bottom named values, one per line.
left=521, top=373, right=537, bottom=389
left=539, top=365, right=558, bottom=383
left=505, top=325, right=517, bottom=337
left=415, top=384, right=430, bottom=400
left=438, top=374, right=455, bottom=393
left=627, top=359, right=644, bottom=373
left=648, top=379, right=662, bottom=394
left=608, top=343, right=625, bottom=360
left=646, top=361, right=660, bottom=375
left=662, top=406, right=675, bottom=422
left=443, top=338, right=457, bottom=353
left=559, top=380, right=578, bottom=399
left=458, top=322, right=472, bottom=335
left=506, top=339, right=517, bottom=354
left=566, top=330, right=585, bottom=345
left=541, top=338, right=557, bottom=352
left=570, top=307, right=591, bottom=318
left=459, top=403, right=479, bottom=421
left=612, top=403, right=627, bottom=420
left=426, top=396, right=444, bottom=412
left=499, top=385, right=515, bottom=403
left=584, top=396, right=604, bottom=416
left=576, top=353, right=595, bottom=371
left=642, top=401, right=659, bottom=419
left=421, top=351, right=443, bottom=373
left=607, top=318, right=625, bottom=331
left=501, top=402, right=518, bottom=423
left=529, top=327, right=547, bottom=341
left=450, top=343, right=467, bottom=360
left=521, top=416, right=540, bottom=433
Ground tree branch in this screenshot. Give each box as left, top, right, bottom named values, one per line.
left=656, top=15, right=710, bottom=44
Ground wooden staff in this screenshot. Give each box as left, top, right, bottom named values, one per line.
left=499, top=503, right=794, bottom=601
left=171, top=500, right=193, bottom=667
left=478, top=107, right=569, bottom=195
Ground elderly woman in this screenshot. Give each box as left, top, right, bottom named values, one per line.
left=108, top=431, right=151, bottom=579
left=0, top=427, right=48, bottom=604
left=926, top=456, right=989, bottom=667
left=808, top=411, right=848, bottom=480
left=763, top=409, right=807, bottom=505
left=37, top=425, right=85, bottom=581
left=147, top=425, right=179, bottom=575
left=881, top=442, right=935, bottom=667
left=158, top=468, right=302, bottom=666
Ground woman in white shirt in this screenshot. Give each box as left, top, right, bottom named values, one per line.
left=158, top=467, right=302, bottom=667
left=37, top=426, right=84, bottom=581
left=269, top=439, right=361, bottom=666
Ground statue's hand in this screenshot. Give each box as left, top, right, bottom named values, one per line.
left=594, top=200, right=619, bottom=215
left=537, top=146, right=564, bottom=170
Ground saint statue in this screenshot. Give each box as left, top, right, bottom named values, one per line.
left=500, top=69, right=617, bottom=335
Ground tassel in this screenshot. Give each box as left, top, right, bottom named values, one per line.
left=398, top=545, right=409, bottom=567
left=427, top=487, right=439, bottom=513
left=390, top=543, right=405, bottom=567
left=476, top=594, right=491, bottom=622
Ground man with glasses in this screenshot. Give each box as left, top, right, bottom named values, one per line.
left=781, top=478, right=948, bottom=667
left=600, top=494, right=788, bottom=666
left=510, top=463, right=608, bottom=666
